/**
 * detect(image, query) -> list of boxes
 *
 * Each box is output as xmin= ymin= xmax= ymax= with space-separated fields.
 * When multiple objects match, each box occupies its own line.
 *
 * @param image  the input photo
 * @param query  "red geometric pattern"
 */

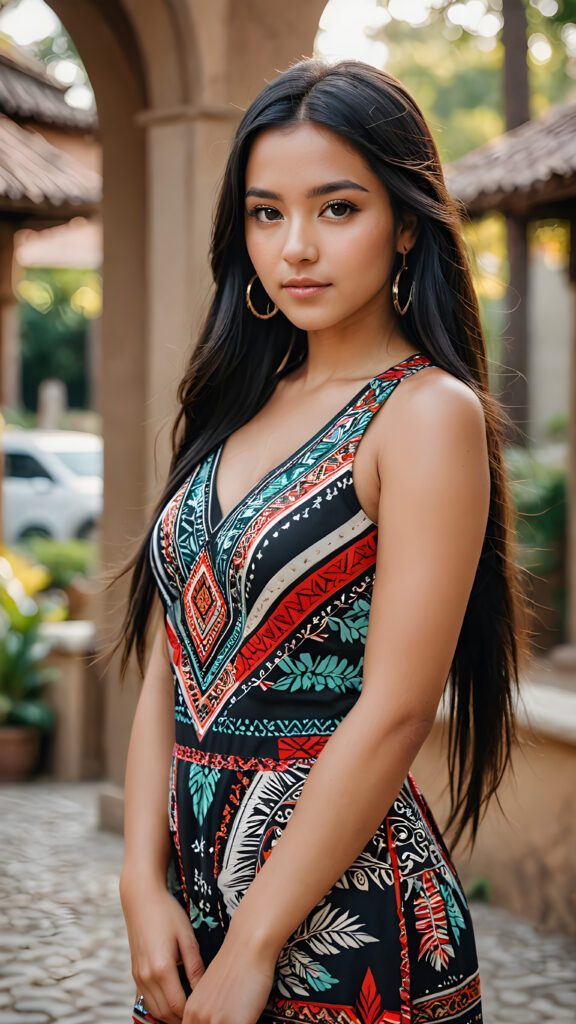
xmin=235 ymin=533 xmax=377 ymax=681
xmin=183 ymin=548 xmax=227 ymax=664
xmin=264 ymin=997 xmax=361 ymax=1024
xmin=231 ymin=442 xmax=359 ymax=576
xmin=143 ymin=352 xmax=485 ymax=1024
xmin=277 ymin=735 xmax=329 ymax=760
xmin=159 ymin=477 xmax=189 ymax=591
xmin=173 ymin=741 xmax=319 ymax=773
xmin=387 ymin=819 xmax=411 ymax=1024
xmin=165 ymin=616 xmax=237 ymax=737
xmin=229 ymin=355 xmax=433 ymax=579
xmin=411 ymin=973 xmax=481 ymax=1023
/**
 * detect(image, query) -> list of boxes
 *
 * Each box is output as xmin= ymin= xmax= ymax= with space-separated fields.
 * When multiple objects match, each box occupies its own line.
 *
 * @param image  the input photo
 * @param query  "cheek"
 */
xmin=245 ymin=220 xmax=274 ymax=274
xmin=333 ymin=222 xmax=393 ymax=285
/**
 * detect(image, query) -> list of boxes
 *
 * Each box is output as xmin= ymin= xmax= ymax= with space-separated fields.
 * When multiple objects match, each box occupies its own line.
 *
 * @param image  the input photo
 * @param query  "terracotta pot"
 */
xmin=0 ymin=726 xmax=41 ymax=782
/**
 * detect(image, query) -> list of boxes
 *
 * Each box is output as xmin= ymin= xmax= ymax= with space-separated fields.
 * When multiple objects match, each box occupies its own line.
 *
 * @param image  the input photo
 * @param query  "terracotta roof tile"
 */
xmin=0 ymin=113 xmax=101 ymax=207
xmin=0 ymin=43 xmax=97 ymax=132
xmin=445 ymin=98 xmax=576 ymax=214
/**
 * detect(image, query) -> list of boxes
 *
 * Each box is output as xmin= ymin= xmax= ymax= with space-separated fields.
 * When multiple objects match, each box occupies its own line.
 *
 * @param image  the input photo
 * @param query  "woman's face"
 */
xmin=243 ymin=121 xmax=417 ymax=334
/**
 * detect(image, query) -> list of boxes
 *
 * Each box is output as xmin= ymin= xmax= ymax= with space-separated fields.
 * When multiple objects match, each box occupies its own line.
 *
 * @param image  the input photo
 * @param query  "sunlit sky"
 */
xmin=0 ymin=0 xmax=562 ymax=110
xmin=0 ymin=0 xmax=93 ymax=109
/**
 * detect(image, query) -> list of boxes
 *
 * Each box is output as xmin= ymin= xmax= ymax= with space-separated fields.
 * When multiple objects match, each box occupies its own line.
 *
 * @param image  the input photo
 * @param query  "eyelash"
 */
xmin=247 ymin=199 xmax=359 ymax=222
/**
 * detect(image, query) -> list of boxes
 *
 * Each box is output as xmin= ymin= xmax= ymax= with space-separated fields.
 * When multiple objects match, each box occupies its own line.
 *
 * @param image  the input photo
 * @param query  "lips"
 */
xmin=282 ymin=278 xmax=331 ymax=299
xmin=283 ymin=278 xmax=329 ymax=287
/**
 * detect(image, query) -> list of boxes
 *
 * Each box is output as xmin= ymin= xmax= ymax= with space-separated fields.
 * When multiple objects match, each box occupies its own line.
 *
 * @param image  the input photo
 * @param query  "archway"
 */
xmin=44 ymin=0 xmax=327 ymax=828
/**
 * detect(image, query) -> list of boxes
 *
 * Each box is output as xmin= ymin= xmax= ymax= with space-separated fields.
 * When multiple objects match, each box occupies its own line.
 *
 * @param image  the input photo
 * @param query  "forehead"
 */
xmin=245 ymin=122 xmax=373 ymax=184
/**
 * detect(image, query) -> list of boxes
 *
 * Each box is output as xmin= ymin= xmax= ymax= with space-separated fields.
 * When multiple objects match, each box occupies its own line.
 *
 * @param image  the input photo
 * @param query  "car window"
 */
xmin=54 ymin=450 xmax=103 ymax=477
xmin=4 ymin=453 xmax=53 ymax=481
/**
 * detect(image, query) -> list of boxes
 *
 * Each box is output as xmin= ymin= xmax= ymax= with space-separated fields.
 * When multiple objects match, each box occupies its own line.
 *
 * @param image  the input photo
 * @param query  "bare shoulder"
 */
xmin=375 ymin=364 xmax=488 ymax=461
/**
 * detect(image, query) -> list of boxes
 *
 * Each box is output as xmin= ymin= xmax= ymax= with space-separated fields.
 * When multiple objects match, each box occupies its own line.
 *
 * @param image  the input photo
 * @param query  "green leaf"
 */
xmin=440 ymin=882 xmax=466 ymax=945
xmin=188 ymin=764 xmax=221 ymax=825
xmin=0 ymin=694 xmax=12 ymax=723
xmin=9 ymin=700 xmax=55 ymax=731
xmin=274 ymin=653 xmax=363 ymax=693
xmin=189 ymin=900 xmax=218 ymax=930
xmin=327 ymin=599 xmax=371 ymax=643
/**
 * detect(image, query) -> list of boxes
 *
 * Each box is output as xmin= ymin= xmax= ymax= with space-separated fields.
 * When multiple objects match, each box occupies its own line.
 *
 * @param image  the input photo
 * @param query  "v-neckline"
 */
xmin=208 ymin=350 xmax=426 ymax=534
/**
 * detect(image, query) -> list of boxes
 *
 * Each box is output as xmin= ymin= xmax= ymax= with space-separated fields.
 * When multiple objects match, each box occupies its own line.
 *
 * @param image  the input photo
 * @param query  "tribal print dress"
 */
xmin=132 ymin=351 xmax=483 ymax=1024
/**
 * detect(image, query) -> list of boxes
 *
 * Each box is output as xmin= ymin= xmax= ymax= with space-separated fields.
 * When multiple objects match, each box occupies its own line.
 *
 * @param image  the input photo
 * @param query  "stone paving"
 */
xmin=0 ymin=781 xmax=575 ymax=1024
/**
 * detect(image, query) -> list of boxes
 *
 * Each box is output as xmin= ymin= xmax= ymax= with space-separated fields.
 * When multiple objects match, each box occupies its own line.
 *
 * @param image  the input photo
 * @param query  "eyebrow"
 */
xmin=244 ymin=179 xmax=369 ymax=200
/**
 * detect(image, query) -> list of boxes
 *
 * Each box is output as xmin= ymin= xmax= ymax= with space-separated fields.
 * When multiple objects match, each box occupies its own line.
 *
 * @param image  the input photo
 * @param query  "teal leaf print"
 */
xmin=189 ymin=898 xmax=218 ymax=930
xmin=276 ymin=900 xmax=375 ymax=998
xmin=274 ymin=653 xmax=363 ymax=693
xmin=188 ymin=764 xmax=221 ymax=825
xmin=277 ymin=948 xmax=338 ymax=997
xmin=440 ymin=881 xmax=465 ymax=945
xmin=293 ymin=950 xmax=339 ymax=992
xmin=327 ymin=598 xmax=371 ymax=643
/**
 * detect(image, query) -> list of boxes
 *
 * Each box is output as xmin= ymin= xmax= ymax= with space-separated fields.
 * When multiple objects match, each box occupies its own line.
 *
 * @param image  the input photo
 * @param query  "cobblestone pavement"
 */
xmin=0 ymin=781 xmax=575 ymax=1024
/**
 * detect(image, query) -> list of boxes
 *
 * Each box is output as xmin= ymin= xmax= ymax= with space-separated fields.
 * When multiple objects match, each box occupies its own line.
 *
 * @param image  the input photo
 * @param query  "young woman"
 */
xmin=118 ymin=58 xmax=528 ymax=1024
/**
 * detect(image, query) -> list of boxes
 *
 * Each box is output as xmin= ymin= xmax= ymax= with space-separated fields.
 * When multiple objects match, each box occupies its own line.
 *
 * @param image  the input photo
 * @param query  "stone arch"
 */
xmin=43 ymin=0 xmax=326 ymax=824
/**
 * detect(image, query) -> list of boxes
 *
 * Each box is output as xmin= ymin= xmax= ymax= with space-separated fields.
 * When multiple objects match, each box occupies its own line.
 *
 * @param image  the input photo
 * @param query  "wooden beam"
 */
xmin=460 ymin=180 xmax=576 ymax=221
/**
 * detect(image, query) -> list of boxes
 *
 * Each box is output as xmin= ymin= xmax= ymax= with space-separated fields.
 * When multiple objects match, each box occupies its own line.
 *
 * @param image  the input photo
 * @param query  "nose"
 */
xmin=281 ymin=215 xmax=318 ymax=264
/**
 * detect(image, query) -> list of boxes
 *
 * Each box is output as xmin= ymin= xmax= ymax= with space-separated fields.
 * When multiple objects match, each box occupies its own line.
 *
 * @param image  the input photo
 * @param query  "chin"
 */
xmin=279 ymin=310 xmax=344 ymax=332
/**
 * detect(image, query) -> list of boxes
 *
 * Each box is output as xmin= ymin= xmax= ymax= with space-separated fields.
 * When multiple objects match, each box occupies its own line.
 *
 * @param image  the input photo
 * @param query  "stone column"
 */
xmin=98 ymin=104 xmax=241 ymax=831
xmin=134 ymin=104 xmax=241 ymax=493
xmin=549 ymin=224 xmax=576 ymax=677
xmin=0 ymin=223 xmax=20 ymax=411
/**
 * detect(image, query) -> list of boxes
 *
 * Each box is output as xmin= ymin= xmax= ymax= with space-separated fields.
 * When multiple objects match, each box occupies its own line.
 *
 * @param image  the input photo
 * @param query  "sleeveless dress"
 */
xmin=132 ymin=351 xmax=483 ymax=1024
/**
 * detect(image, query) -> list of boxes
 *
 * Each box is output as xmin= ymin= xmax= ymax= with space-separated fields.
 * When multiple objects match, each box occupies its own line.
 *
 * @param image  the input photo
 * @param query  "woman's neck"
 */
xmin=297 ymin=311 xmax=411 ymax=388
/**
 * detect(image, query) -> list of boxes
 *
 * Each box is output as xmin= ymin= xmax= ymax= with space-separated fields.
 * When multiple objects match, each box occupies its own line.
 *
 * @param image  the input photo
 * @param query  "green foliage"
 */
xmin=374 ymin=0 xmax=576 ymax=162
xmin=17 ymin=268 xmax=102 ymax=412
xmin=2 ymin=407 xmax=37 ymax=429
xmin=0 ymin=585 xmax=57 ymax=732
xmin=379 ymin=22 xmax=505 ymax=161
xmin=465 ymin=876 xmax=491 ymax=902
xmin=21 ymin=538 xmax=98 ymax=589
xmin=505 ymin=445 xmax=567 ymax=574
xmin=544 ymin=410 xmax=569 ymax=440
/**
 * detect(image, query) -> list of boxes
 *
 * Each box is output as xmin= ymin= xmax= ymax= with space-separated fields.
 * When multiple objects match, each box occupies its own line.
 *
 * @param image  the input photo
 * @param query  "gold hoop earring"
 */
xmin=392 ymin=250 xmax=414 ymax=316
xmin=246 ymin=274 xmax=278 ymax=319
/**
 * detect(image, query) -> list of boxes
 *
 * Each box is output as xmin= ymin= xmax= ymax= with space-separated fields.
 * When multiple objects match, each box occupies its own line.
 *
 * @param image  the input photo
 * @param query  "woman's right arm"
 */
xmin=119 ymin=624 xmax=205 ymax=1023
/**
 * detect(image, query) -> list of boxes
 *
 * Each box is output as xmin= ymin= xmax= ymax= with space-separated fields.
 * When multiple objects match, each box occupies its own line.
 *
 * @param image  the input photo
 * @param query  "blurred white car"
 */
xmin=1 ymin=429 xmax=103 ymax=543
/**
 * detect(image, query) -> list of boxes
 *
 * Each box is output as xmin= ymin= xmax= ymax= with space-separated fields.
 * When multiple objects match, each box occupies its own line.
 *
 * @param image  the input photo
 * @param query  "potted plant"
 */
xmin=22 ymin=536 xmax=99 ymax=620
xmin=0 ymin=554 xmax=59 ymax=782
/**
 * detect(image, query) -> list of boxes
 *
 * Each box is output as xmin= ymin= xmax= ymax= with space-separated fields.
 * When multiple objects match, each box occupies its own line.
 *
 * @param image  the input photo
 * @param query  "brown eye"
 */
xmin=248 ymin=206 xmax=283 ymax=222
xmin=322 ymin=201 xmax=356 ymax=219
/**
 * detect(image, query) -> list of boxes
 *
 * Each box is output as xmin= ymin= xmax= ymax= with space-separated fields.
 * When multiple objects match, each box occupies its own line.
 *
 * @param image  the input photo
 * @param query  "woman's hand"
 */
xmin=121 ymin=878 xmax=205 ymax=1024
xmin=182 ymin=930 xmax=277 ymax=1024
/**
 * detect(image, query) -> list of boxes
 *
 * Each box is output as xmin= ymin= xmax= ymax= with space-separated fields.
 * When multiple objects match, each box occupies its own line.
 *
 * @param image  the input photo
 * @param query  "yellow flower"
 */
xmin=0 ymin=547 xmax=50 ymax=596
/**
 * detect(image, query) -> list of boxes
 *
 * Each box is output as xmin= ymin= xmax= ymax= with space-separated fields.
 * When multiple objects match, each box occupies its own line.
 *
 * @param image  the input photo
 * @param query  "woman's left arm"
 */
xmin=183 ymin=373 xmax=491 ymax=1024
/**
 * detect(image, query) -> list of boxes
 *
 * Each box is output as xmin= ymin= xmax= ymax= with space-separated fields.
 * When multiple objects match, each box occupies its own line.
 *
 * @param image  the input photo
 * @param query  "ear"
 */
xmin=396 ymin=211 xmax=419 ymax=255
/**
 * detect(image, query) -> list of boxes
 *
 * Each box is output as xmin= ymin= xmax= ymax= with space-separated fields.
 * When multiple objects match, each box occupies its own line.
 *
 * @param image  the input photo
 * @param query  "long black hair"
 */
xmin=113 ymin=58 xmax=531 ymax=847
